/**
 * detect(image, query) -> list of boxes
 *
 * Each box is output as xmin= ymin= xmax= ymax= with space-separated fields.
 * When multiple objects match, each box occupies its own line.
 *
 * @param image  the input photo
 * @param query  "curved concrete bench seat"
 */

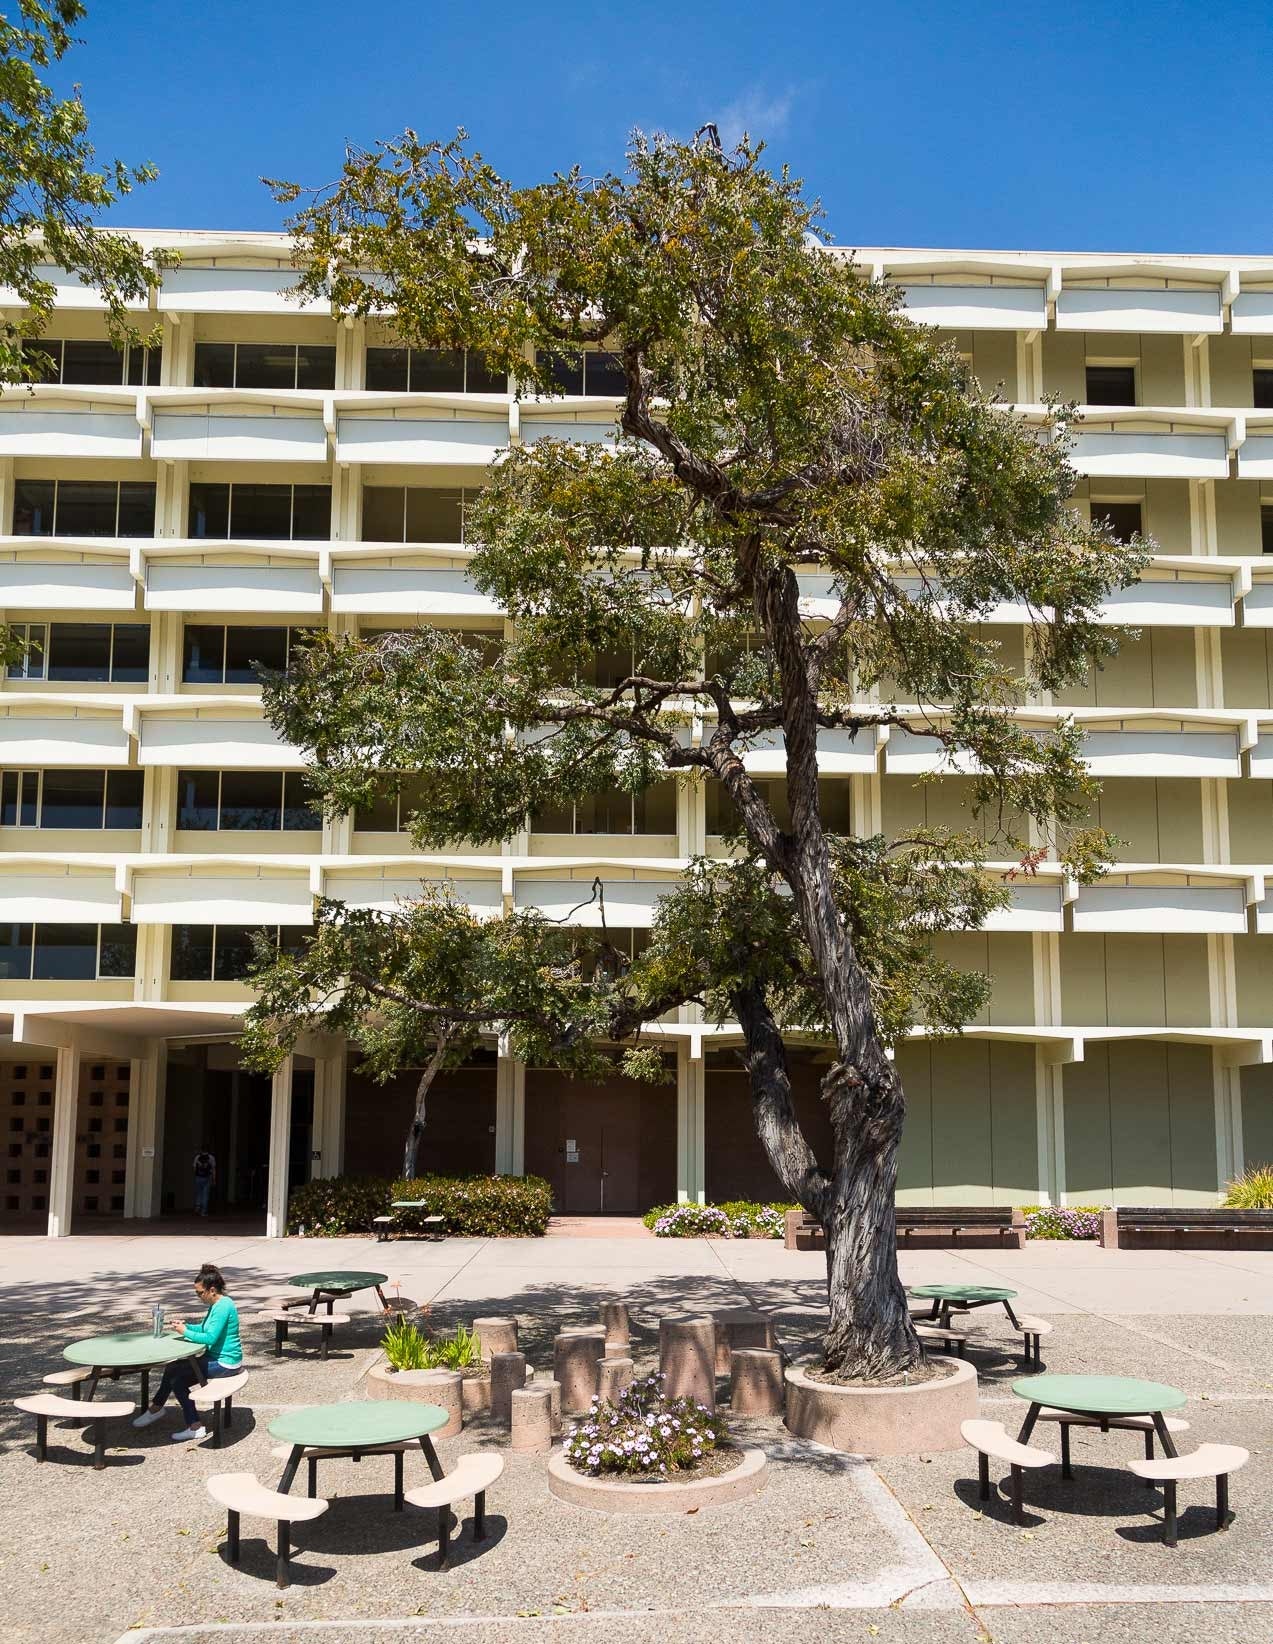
xmin=15 ymin=1392 xmax=134 ymax=1469
xmin=405 ymin=1453 xmax=504 ymax=1565
xmin=960 ymin=1418 xmax=1055 ymax=1524
xmin=1127 ymin=1442 xmax=1249 ymax=1546
xmin=191 ymin=1369 xmax=249 ymax=1446
xmin=206 ymin=1472 xmax=329 ymax=1589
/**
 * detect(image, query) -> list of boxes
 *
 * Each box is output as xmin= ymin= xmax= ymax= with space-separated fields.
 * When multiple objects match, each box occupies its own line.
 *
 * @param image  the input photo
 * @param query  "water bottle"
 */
xmin=152 ymin=1303 xmax=162 ymax=1338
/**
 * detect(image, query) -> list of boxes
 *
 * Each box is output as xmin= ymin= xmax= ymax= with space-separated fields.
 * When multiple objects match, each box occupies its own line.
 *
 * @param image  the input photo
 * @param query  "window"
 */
xmin=7 ymin=622 xmax=148 ymax=683
xmin=538 ymin=349 xmax=626 ymax=397
xmin=1092 ymin=501 xmax=1143 ymax=544
xmin=1085 ymin=364 xmax=1137 ymax=406
xmin=0 ymin=923 xmax=136 ymax=982
xmin=170 ymin=923 xmax=306 ymax=983
xmin=576 ymin=926 xmax=650 ymax=981
xmin=189 ymin=482 xmax=331 ymax=540
xmin=0 ymin=769 xmax=143 ymax=829
xmin=361 ymin=486 xmax=478 ymax=543
xmin=1255 ymin=369 xmax=1273 ymax=409
xmin=181 ymin=624 xmax=311 ymax=684
xmin=364 ymin=346 xmax=505 ymax=394
xmin=1262 ymin=505 xmax=1273 ymax=555
xmin=354 ymin=775 xmax=432 ymax=833
xmin=13 ymin=479 xmax=156 ymax=538
xmin=532 ymin=782 xmax=678 ymax=834
xmin=20 ymin=338 xmax=161 ymax=386
xmin=176 ymin=770 xmax=319 ymax=832
xmin=706 ymin=779 xmax=852 ymax=835
xmin=192 ymin=341 xmax=336 ymax=390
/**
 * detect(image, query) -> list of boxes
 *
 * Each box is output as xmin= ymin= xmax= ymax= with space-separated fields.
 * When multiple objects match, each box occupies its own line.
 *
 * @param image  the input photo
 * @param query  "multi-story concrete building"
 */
xmin=1 ymin=234 xmax=1272 ymax=1237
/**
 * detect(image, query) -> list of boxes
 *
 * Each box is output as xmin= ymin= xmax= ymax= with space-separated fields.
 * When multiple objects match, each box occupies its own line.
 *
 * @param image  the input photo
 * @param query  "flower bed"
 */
xmin=286 ymin=1170 xmax=554 ymax=1236
xmin=564 ymin=1373 xmax=726 ymax=1478
xmin=1020 ymin=1204 xmax=1106 ymax=1240
xmin=644 ymin=1199 xmax=795 ymax=1238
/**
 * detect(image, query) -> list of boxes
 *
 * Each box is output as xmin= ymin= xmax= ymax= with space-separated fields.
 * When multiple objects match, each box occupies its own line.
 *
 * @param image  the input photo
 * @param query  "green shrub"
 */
xmin=286 ymin=1171 xmax=554 ymax=1237
xmin=1223 ymin=1164 xmax=1273 ymax=1210
xmin=382 ymin=1317 xmax=429 ymax=1370
xmin=643 ymin=1203 xmax=675 ymax=1230
xmin=381 ymin=1318 xmax=484 ymax=1372
xmin=643 ymin=1199 xmax=797 ymax=1238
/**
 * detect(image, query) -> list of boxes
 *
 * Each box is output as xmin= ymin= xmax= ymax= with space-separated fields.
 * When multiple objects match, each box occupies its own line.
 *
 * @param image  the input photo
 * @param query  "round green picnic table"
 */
xmin=64 ymin=1330 xmax=205 ymax=1407
xmin=909 ymin=1284 xmax=1020 ymax=1329
xmin=270 ymin=1399 xmax=448 ymax=1503
xmin=286 ymin=1270 xmax=390 ymax=1314
xmin=1013 ymin=1373 xmax=1188 ymax=1463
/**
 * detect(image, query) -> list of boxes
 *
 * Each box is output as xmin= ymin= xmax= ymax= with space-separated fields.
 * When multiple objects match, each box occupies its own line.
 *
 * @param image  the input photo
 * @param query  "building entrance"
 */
xmin=525 ymin=1067 xmax=675 ymax=1215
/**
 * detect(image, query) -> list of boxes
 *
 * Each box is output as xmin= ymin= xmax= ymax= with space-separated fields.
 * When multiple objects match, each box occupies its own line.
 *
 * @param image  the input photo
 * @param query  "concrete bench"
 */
xmin=191 ymin=1370 xmax=249 ymax=1446
xmin=1100 ymin=1207 xmax=1273 ymax=1251
xmin=269 ymin=1438 xmax=417 ymax=1509
xmin=271 ymin=1310 xmax=349 ymax=1359
xmin=961 ymin=1418 xmax=1055 ymax=1524
xmin=1033 ymin=1406 xmax=1189 ymax=1480
xmin=15 ymin=1392 xmax=134 ymax=1470
xmin=405 ymin=1452 xmax=504 ymax=1565
xmin=914 ymin=1322 xmax=968 ymax=1356
xmin=897 ymin=1208 xmax=1024 ymax=1249
xmin=206 ymin=1472 xmax=329 ymax=1589
xmin=1127 ymin=1442 xmax=1249 ymax=1546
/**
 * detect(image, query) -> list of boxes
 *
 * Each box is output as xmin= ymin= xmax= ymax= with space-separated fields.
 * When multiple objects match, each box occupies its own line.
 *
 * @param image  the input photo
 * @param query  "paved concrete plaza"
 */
xmin=0 ymin=1229 xmax=1270 ymax=1644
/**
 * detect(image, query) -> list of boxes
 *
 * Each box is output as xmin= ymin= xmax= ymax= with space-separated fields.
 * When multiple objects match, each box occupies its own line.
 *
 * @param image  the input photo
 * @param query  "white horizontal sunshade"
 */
xmin=131 ymin=871 xmax=313 ymax=925
xmin=326 ymin=874 xmax=502 ymax=917
xmin=151 ymin=411 xmax=328 ymax=463
xmin=1072 ymin=431 xmax=1229 ymax=479
xmin=893 ymin=574 xmax=1031 ymax=625
xmin=522 ymin=418 xmax=619 ymax=445
xmin=1239 ymin=583 xmax=1273 ymax=628
xmin=1246 ymin=733 xmax=1273 ymax=780
xmin=1073 ymin=884 xmax=1247 ymax=934
xmin=330 ymin=566 xmax=499 ymax=616
xmin=1082 ymin=729 xmax=1240 ymax=778
xmin=743 ymin=726 xmax=875 ymax=775
xmin=515 ymin=878 xmax=673 ymax=927
xmin=1235 ymin=436 xmax=1273 ymax=480
xmin=0 ymin=263 xmax=147 ymax=311
xmin=0 ymin=411 xmax=142 ymax=460
xmin=898 ymin=284 xmax=1047 ymax=331
xmin=0 ymin=715 xmax=129 ymax=767
xmin=884 ymin=728 xmax=982 ymax=776
xmin=1057 ymin=288 xmax=1222 ymax=334
xmin=1229 ymin=292 xmax=1273 ymax=336
xmin=1096 ymin=579 xmax=1233 ymax=627
xmin=0 ymin=871 xmax=120 ymax=923
xmin=0 ymin=561 xmax=136 ymax=611
xmin=981 ymin=883 xmax=1063 ymax=932
xmin=158 ymin=266 xmax=328 ymax=315
xmin=138 ymin=717 xmax=301 ymax=769
xmin=146 ymin=564 xmax=323 ymax=615
xmin=334 ymin=416 xmax=504 ymax=465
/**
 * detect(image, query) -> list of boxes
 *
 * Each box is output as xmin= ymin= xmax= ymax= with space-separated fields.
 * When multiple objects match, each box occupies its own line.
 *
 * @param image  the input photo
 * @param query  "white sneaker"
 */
xmin=171 ymin=1424 xmax=207 ymax=1444
xmin=132 ymin=1408 xmax=164 ymax=1428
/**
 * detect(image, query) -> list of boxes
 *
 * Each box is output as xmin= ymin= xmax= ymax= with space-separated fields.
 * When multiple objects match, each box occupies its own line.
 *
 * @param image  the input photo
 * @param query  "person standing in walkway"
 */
xmin=133 ymin=1262 xmax=242 ymax=1443
xmin=192 ymin=1147 xmax=216 ymax=1216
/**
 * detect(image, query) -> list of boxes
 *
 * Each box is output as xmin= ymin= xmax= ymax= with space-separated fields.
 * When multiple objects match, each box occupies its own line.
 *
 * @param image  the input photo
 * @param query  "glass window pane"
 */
xmin=32 ymin=923 xmax=98 ymax=980
xmin=60 ymin=339 xmax=125 ymax=385
xmin=97 ymin=923 xmax=137 ymax=979
xmin=464 ymin=350 xmax=506 ymax=393
xmin=116 ymin=483 xmax=156 ymax=538
xmin=362 ymin=486 xmax=406 ymax=542
xmin=354 ymin=781 xmax=402 ymax=832
xmin=104 ymin=771 xmax=144 ymax=829
xmin=224 ymin=626 xmax=287 ymax=682
xmin=584 ymin=350 xmax=626 ymax=396
xmin=19 ymin=771 xmax=37 ymax=826
xmin=213 ymin=925 xmax=259 ymax=982
xmin=229 ymin=484 xmax=292 ymax=539
xmin=531 ymin=797 xmax=573 ymax=832
xmin=218 ymin=770 xmax=282 ymax=830
xmin=1255 ymin=369 xmax=1273 ymax=410
xmin=234 ymin=343 xmax=298 ymax=390
xmin=295 ymin=344 xmax=336 ymax=389
xmin=0 ymin=923 xmax=32 ymax=979
xmin=634 ymin=780 xmax=676 ymax=834
xmin=21 ymin=339 xmax=61 ymax=382
xmin=170 ymin=924 xmax=213 ymax=981
xmin=110 ymin=625 xmax=149 ymax=683
xmin=40 ymin=770 xmax=104 ymax=829
xmin=404 ymin=487 xmax=463 ymax=543
xmin=182 ymin=625 xmax=226 ymax=684
xmin=12 ymin=480 xmax=54 ymax=536
xmin=546 ymin=350 xmax=584 ymax=395
xmin=0 ymin=772 xmax=17 ymax=827
xmin=188 ymin=482 xmax=230 ymax=539
xmin=192 ymin=343 xmax=235 ymax=388
xmin=365 ymin=347 xmax=410 ymax=391
xmin=176 ymin=771 xmax=220 ymax=830
xmin=410 ymin=348 xmax=465 ymax=392
xmin=819 ymin=778 xmax=851 ymax=835
xmin=53 ymin=481 xmax=118 ymax=537
xmin=282 ymin=771 xmax=321 ymax=830
xmin=290 ymin=485 xmax=331 ymax=540
xmin=47 ymin=624 xmax=111 ymax=681
xmin=1093 ymin=502 xmax=1142 ymax=544
xmin=1085 ymin=364 xmax=1136 ymax=406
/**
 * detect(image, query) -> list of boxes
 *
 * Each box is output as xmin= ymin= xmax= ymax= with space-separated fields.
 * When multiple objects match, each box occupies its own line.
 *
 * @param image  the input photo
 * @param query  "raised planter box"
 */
xmin=546 ymin=1447 xmax=767 ymax=1513
xmin=784 ymin=1357 xmax=977 ymax=1456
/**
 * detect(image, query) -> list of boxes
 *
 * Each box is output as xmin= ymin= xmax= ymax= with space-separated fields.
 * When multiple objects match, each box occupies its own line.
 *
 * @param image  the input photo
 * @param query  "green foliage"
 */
xmin=285 ymin=1171 xmax=554 ymax=1236
xmin=286 ymin=1174 xmax=389 ymax=1235
xmin=1021 ymin=1204 xmax=1105 ymax=1240
xmin=563 ymin=1372 xmax=727 ymax=1476
xmin=382 ymin=1319 xmax=483 ymax=1371
xmin=642 ymin=1199 xmax=794 ymax=1238
xmin=382 ymin=1316 xmax=429 ymax=1370
xmin=1223 ymin=1165 xmax=1273 ymax=1210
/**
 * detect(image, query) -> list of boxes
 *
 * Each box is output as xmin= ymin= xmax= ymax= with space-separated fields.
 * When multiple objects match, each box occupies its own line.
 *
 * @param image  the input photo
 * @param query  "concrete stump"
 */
xmin=712 ymin=1308 xmax=778 ymax=1374
xmin=510 ymin=1385 xmax=554 ymax=1453
xmin=598 ymin=1355 xmax=635 ymax=1403
xmin=474 ymin=1316 xmax=518 ymax=1362
xmin=490 ymin=1351 xmax=527 ymax=1425
xmin=553 ymin=1328 xmax=606 ymax=1413
xmin=659 ymin=1316 xmax=717 ymax=1410
xmin=599 ymin=1300 xmax=631 ymax=1354
xmin=543 ymin=1377 xmax=563 ymax=1436
xmin=730 ymin=1348 xmax=784 ymax=1416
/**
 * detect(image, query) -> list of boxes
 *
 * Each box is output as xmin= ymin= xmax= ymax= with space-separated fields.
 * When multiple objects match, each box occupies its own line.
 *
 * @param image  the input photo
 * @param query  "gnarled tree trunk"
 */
xmin=401 ymin=1033 xmax=451 ymax=1179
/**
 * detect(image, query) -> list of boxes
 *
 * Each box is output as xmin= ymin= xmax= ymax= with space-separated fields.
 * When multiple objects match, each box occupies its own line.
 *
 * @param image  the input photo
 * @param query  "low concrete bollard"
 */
xmin=473 ymin=1316 xmax=518 ymax=1362
xmin=598 ymin=1356 xmax=635 ymax=1403
xmin=730 ymin=1348 xmax=784 ymax=1416
xmin=553 ymin=1328 xmax=607 ymax=1413
xmin=543 ymin=1376 xmax=563 ymax=1436
xmin=659 ymin=1316 xmax=717 ymax=1410
xmin=599 ymin=1300 xmax=631 ymax=1355
xmin=490 ymin=1351 xmax=527 ymax=1425
xmin=510 ymin=1385 xmax=554 ymax=1453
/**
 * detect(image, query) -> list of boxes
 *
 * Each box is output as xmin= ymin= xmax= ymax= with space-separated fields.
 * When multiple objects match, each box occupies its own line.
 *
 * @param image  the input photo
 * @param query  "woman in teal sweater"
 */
xmin=134 ymin=1263 xmax=242 ymax=1443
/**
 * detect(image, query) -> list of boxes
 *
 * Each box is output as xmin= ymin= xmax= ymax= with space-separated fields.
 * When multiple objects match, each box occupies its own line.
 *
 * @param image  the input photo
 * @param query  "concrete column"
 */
xmin=124 ymin=1043 xmax=166 ymax=1219
xmin=495 ymin=1045 xmax=525 ymax=1175
xmin=265 ymin=1055 xmax=295 ymax=1238
xmin=677 ymin=774 xmax=706 ymax=857
xmin=311 ymin=1040 xmax=347 ymax=1179
xmin=46 ymin=1045 xmax=81 ymax=1238
xmin=675 ymin=1040 xmax=705 ymax=1204
xmin=1212 ymin=1054 xmax=1244 ymax=1194
xmin=1035 ymin=1052 xmax=1066 ymax=1209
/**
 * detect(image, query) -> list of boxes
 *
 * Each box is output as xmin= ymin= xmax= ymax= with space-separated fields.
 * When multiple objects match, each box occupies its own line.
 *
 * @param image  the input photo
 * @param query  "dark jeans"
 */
xmin=154 ymin=1355 xmax=236 ymax=1425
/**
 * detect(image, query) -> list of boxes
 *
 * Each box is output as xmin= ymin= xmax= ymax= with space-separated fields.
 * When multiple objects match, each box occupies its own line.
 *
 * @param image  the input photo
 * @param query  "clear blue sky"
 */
xmin=56 ymin=0 xmax=1273 ymax=253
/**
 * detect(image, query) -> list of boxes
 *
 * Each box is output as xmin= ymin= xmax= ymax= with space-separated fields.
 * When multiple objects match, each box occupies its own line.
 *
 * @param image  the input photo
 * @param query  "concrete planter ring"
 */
xmin=366 ymin=1364 xmax=464 ymax=1435
xmin=547 ymin=1447 xmax=768 ymax=1513
xmin=784 ymin=1356 xmax=978 ymax=1456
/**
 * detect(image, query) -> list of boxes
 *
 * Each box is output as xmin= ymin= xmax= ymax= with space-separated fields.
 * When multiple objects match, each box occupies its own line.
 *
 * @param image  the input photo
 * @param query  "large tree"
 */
xmin=248 ymin=133 xmax=1144 ymax=1381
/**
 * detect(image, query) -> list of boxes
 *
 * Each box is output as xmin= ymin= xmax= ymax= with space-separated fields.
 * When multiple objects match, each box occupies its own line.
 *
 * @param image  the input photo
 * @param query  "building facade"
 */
xmin=1 ymin=234 xmax=1272 ymax=1237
